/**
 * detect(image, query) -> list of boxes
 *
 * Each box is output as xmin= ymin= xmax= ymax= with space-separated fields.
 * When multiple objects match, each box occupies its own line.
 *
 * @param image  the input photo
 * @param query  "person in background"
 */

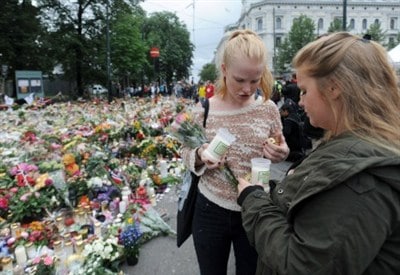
xmin=205 ymin=80 xmax=215 ymax=99
xmin=237 ymin=32 xmax=400 ymax=275
xmin=279 ymin=101 xmax=305 ymax=162
xmin=197 ymin=81 xmax=206 ymax=105
xmin=282 ymin=73 xmax=300 ymax=104
xmin=180 ymin=29 xmax=289 ymax=275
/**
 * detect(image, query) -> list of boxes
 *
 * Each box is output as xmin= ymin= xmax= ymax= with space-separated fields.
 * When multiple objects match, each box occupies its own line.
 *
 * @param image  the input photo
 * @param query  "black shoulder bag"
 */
xmin=176 ymin=99 xmax=209 ymax=247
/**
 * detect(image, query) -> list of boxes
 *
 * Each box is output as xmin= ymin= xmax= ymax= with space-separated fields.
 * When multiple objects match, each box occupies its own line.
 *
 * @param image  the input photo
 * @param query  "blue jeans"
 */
xmin=192 ymin=191 xmax=257 ymax=275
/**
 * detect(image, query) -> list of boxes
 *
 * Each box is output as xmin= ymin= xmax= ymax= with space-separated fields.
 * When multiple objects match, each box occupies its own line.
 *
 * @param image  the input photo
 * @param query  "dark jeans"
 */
xmin=192 ymin=191 xmax=258 ymax=275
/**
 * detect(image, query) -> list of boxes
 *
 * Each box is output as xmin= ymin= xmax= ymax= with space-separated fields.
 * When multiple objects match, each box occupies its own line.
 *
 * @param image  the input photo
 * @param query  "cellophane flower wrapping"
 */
xmin=167 ymin=112 xmax=208 ymax=149
xmin=167 ymin=110 xmax=238 ymax=187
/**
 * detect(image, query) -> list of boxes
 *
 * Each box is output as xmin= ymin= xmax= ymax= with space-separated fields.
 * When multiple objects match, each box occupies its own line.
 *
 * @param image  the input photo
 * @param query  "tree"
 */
xmin=328 ymin=18 xmax=344 ymax=33
xmin=199 ymin=63 xmax=217 ymax=83
xmin=0 ymin=0 xmax=51 ymax=86
xmin=364 ymin=21 xmax=386 ymax=45
xmin=37 ymin=0 xmax=143 ymax=98
xmin=275 ymin=15 xmax=316 ymax=74
xmin=111 ymin=6 xmax=148 ymax=88
xmin=144 ymin=12 xmax=194 ymax=85
xmin=387 ymin=32 xmax=400 ymax=50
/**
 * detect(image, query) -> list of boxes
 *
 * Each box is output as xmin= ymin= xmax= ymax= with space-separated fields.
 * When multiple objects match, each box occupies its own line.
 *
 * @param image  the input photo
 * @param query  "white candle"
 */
xmin=159 ymin=160 xmax=168 ymax=178
xmin=119 ymin=200 xmax=127 ymax=214
xmin=204 ymin=128 xmax=236 ymax=162
xmin=94 ymin=222 xmax=102 ymax=237
xmin=14 ymin=245 xmax=27 ymax=266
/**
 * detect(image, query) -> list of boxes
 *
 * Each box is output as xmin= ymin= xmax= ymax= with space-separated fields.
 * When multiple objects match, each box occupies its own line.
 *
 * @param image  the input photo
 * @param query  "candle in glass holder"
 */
xmin=25 ymin=242 xmax=37 ymax=259
xmin=11 ymin=223 xmax=20 ymax=238
xmin=94 ymin=221 xmax=102 ymax=237
xmin=64 ymin=240 xmax=73 ymax=258
xmin=53 ymin=240 xmax=63 ymax=257
xmin=56 ymin=215 xmax=65 ymax=232
xmin=74 ymin=240 xmax=84 ymax=255
xmin=1 ymin=257 xmax=13 ymax=272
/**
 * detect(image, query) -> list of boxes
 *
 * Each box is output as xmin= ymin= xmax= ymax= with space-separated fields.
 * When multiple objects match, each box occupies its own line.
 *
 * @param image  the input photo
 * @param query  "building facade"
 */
xmin=225 ymin=0 xmax=400 ymax=73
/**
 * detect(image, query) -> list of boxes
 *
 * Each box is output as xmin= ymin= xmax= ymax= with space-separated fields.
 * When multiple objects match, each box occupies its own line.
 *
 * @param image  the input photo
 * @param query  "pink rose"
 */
xmin=43 ymin=255 xmax=53 ymax=265
xmin=0 ymin=197 xmax=8 ymax=209
xmin=45 ymin=178 xmax=53 ymax=186
xmin=32 ymin=256 xmax=41 ymax=264
xmin=6 ymin=237 xmax=15 ymax=246
xmin=20 ymin=192 xmax=31 ymax=201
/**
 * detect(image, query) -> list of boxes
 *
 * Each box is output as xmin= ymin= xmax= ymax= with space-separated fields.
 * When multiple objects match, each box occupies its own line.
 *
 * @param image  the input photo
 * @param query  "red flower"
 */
xmin=0 ymin=197 xmax=8 ymax=209
xmin=45 ymin=179 xmax=53 ymax=186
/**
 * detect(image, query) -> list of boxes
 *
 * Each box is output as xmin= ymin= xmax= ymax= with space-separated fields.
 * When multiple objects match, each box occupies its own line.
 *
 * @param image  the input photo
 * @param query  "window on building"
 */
xmin=390 ymin=18 xmax=398 ymax=30
xmin=350 ymin=19 xmax=355 ymax=30
xmin=257 ymin=17 xmax=263 ymax=31
xmin=275 ymin=36 xmax=282 ymax=46
xmin=276 ymin=17 xmax=282 ymax=29
xmin=374 ymin=19 xmax=379 ymax=25
xmin=389 ymin=37 xmax=394 ymax=45
xmin=318 ymin=18 xmax=324 ymax=30
xmin=362 ymin=19 xmax=367 ymax=30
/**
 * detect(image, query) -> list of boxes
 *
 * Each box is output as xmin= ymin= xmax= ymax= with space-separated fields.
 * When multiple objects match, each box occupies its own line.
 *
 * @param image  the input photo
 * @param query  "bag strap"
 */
xmin=203 ymin=98 xmax=209 ymax=128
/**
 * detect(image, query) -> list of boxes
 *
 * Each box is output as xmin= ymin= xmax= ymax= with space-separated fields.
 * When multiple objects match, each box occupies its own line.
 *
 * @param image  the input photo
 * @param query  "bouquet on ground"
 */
xmin=167 ymin=111 xmax=238 ymax=187
xmin=120 ymin=222 xmax=142 ymax=260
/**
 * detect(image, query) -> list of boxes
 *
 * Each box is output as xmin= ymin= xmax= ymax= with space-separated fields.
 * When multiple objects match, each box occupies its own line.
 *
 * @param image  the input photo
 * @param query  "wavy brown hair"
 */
xmin=293 ymin=32 xmax=400 ymax=152
xmin=215 ymin=29 xmax=273 ymax=101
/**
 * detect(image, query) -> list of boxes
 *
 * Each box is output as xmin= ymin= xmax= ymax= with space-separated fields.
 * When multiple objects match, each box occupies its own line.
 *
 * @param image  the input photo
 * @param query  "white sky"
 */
xmin=140 ymin=0 xmax=242 ymax=82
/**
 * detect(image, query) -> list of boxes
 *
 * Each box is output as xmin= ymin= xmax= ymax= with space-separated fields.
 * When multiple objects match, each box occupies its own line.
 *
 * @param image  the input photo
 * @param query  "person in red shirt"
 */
xmin=205 ymin=80 xmax=214 ymax=98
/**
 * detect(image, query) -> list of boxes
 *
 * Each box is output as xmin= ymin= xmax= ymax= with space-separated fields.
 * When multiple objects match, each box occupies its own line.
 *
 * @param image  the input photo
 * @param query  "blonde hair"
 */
xmin=293 ymin=32 xmax=400 ymax=152
xmin=215 ymin=29 xmax=273 ymax=101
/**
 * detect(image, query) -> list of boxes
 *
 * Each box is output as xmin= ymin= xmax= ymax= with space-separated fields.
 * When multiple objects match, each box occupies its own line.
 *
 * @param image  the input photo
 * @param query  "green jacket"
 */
xmin=239 ymin=133 xmax=400 ymax=275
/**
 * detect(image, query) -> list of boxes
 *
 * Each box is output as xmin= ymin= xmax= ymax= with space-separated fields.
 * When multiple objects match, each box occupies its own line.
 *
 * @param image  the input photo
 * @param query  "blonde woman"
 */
xmin=238 ymin=32 xmax=400 ymax=274
xmin=181 ymin=29 xmax=289 ymax=275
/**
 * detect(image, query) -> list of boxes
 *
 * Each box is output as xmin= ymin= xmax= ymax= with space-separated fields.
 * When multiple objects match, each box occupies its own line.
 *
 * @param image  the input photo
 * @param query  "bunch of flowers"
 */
xmin=79 ymin=236 xmax=123 ymax=274
xmin=167 ymin=112 xmax=208 ymax=148
xmin=7 ymin=221 xmax=54 ymax=251
xmin=168 ymin=111 xmax=238 ymax=186
xmin=6 ymin=165 xmax=63 ymax=222
xmin=32 ymin=255 xmax=55 ymax=275
xmin=120 ymin=222 xmax=142 ymax=258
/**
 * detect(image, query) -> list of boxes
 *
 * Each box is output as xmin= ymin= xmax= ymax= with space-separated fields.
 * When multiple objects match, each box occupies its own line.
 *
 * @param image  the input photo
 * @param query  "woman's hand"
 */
xmin=263 ymin=133 xmax=290 ymax=163
xmin=197 ymin=144 xmax=226 ymax=170
xmin=237 ymin=177 xmax=256 ymax=195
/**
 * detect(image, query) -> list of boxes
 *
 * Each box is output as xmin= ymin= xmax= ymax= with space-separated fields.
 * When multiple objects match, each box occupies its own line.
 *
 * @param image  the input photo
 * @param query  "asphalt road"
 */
xmin=121 ymin=161 xmax=293 ymax=275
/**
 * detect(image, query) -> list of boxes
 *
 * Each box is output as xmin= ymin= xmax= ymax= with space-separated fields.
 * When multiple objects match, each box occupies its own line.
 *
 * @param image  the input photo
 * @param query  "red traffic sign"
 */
xmin=150 ymin=47 xmax=160 ymax=58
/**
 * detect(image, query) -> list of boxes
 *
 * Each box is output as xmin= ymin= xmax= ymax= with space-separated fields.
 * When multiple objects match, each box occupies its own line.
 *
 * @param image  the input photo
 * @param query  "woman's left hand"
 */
xmin=263 ymin=133 xmax=290 ymax=163
xmin=237 ymin=177 xmax=253 ymax=196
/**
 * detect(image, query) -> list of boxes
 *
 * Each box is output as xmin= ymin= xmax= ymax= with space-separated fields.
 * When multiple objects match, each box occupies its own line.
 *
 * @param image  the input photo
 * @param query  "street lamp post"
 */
xmin=106 ymin=0 xmax=112 ymax=103
xmin=343 ymin=0 xmax=347 ymax=31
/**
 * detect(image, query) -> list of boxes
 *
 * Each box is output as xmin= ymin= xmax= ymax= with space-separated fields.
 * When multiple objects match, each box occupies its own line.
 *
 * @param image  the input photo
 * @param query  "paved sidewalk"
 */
xmin=122 ymin=161 xmax=293 ymax=275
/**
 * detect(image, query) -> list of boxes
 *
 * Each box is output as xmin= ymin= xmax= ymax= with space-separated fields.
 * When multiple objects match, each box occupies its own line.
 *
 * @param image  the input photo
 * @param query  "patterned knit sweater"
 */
xmin=181 ymin=99 xmax=282 ymax=211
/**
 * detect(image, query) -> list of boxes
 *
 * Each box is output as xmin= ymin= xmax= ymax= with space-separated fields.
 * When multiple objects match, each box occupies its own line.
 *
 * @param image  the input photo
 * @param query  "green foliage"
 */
xmin=0 ymin=1 xmax=52 ymax=80
xmin=387 ymin=32 xmax=400 ymax=50
xmin=199 ymin=63 xmax=217 ymax=82
xmin=144 ymin=11 xmax=194 ymax=84
xmin=328 ymin=18 xmax=344 ymax=33
xmin=275 ymin=15 xmax=316 ymax=74
xmin=0 ymin=0 xmax=193 ymax=98
xmin=365 ymin=21 xmax=386 ymax=45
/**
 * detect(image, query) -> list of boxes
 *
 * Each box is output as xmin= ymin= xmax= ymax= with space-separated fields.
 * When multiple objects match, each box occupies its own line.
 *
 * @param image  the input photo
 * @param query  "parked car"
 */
xmin=89 ymin=84 xmax=108 ymax=95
